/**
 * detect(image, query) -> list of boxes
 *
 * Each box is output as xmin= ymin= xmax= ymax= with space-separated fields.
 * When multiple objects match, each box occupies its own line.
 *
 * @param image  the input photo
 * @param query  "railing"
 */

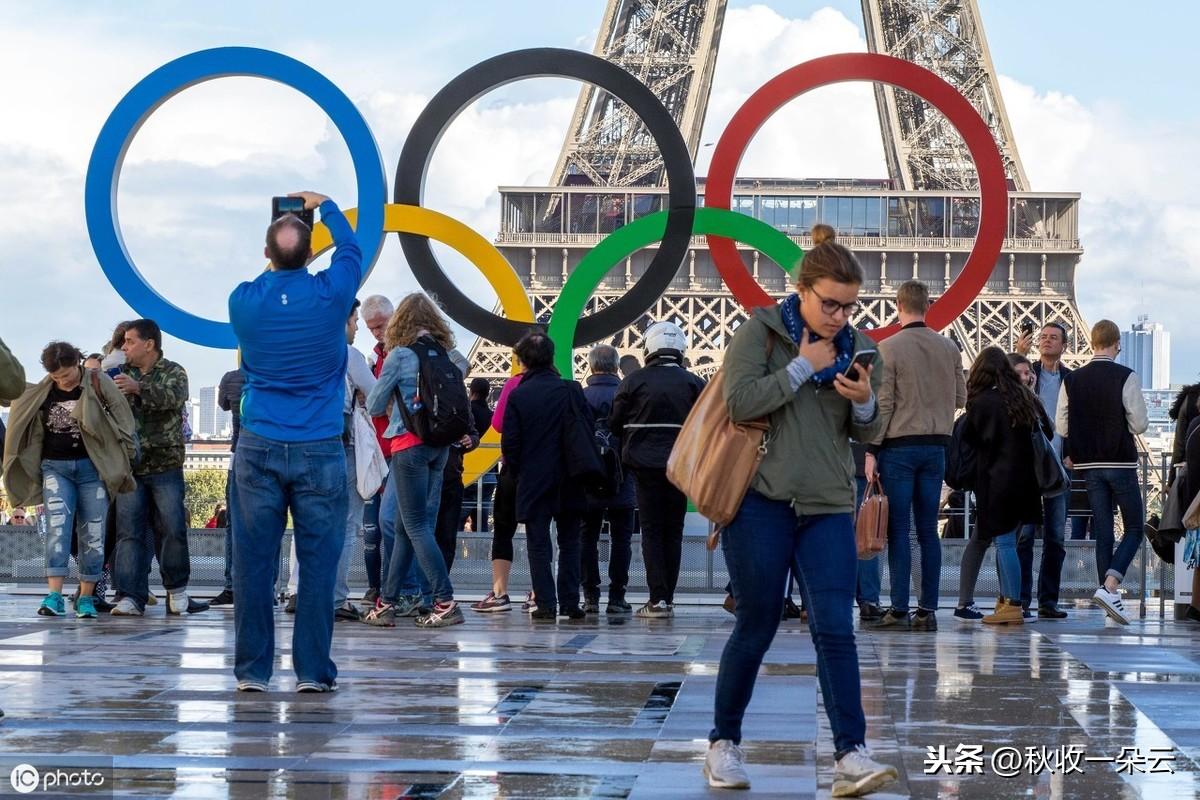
xmin=0 ymin=453 xmax=1179 ymax=612
xmin=499 ymin=231 xmax=1082 ymax=252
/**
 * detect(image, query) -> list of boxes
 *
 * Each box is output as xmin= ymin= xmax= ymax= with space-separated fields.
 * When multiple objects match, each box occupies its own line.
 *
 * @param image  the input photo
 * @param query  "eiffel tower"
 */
xmin=468 ymin=0 xmax=1089 ymax=382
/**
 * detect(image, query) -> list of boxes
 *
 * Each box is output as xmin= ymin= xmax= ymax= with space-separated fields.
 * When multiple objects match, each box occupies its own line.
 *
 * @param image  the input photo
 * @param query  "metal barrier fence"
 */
xmin=0 ymin=453 xmax=1179 ymax=613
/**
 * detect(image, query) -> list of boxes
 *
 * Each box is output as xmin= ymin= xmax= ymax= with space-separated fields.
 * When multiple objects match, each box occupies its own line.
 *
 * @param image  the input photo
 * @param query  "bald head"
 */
xmin=266 ymin=215 xmax=312 ymax=270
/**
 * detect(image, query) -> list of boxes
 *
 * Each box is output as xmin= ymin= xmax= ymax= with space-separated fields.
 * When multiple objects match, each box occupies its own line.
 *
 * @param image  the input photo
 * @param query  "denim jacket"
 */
xmin=365 ymin=344 xmax=468 ymax=440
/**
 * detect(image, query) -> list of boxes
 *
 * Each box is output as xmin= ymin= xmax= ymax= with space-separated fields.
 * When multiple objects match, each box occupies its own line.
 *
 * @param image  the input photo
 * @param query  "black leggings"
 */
xmin=490 ymin=465 xmax=518 ymax=561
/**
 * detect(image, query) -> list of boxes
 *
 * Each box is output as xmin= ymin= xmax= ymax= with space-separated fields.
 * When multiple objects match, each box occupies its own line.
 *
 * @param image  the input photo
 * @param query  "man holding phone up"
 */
xmin=866 ymin=281 xmax=966 ymax=631
xmin=227 ymin=191 xmax=361 ymax=693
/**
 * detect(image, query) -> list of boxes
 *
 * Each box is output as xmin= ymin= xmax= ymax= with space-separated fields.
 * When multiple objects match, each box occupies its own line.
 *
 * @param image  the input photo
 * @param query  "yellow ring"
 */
xmin=307 ymin=203 xmax=531 ymax=486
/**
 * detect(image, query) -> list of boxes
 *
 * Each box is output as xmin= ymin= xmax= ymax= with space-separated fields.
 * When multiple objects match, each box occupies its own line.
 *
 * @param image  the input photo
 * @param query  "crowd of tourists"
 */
xmin=3 ymin=200 xmax=1198 ymax=798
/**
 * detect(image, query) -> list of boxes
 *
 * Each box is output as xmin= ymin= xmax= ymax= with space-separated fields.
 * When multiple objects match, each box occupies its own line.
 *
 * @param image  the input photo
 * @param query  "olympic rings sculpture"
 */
xmin=85 ymin=46 xmax=1006 ymax=481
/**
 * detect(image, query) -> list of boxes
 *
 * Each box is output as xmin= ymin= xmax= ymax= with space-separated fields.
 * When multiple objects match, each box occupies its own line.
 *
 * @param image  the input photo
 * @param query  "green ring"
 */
xmin=549 ymin=207 xmax=805 ymax=374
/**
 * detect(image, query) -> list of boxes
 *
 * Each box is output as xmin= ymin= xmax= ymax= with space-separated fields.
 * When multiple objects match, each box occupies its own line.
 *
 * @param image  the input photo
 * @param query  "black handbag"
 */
xmin=561 ymin=382 xmax=607 ymax=493
xmin=1031 ymin=425 xmax=1069 ymax=498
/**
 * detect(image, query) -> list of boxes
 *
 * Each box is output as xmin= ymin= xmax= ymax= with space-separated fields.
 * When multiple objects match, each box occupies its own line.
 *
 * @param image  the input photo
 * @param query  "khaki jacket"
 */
xmin=870 ymin=323 xmax=965 ymax=447
xmin=3 ymin=370 xmax=137 ymax=506
xmin=722 ymin=306 xmax=884 ymax=515
xmin=0 ymin=337 xmax=25 ymax=401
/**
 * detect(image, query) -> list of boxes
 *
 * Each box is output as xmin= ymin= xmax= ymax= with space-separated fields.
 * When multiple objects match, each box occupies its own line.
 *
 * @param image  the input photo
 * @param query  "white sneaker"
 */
xmin=110 ymin=597 xmax=143 ymax=616
xmin=1092 ymin=587 xmax=1130 ymax=625
xmin=833 ymin=745 xmax=898 ymax=797
xmin=703 ymin=739 xmax=750 ymax=790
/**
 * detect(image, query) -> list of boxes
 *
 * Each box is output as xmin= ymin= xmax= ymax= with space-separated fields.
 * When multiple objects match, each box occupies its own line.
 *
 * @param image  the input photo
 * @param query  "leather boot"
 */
xmin=982 ymin=597 xmax=1024 ymax=625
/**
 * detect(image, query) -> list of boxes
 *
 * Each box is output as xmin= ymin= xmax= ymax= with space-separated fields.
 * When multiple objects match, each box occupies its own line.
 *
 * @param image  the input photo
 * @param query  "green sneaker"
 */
xmin=38 ymin=592 xmax=66 ymax=617
xmin=394 ymin=595 xmax=424 ymax=618
xmin=76 ymin=595 xmax=98 ymax=619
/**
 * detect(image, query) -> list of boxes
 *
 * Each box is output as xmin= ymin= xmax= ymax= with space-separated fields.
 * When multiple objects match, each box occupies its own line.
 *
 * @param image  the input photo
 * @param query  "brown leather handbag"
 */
xmin=855 ymin=476 xmax=888 ymax=559
xmin=667 ymin=343 xmax=774 ymax=541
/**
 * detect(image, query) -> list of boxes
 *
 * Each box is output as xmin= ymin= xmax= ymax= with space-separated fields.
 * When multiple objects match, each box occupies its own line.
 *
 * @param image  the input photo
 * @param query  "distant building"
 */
xmin=184 ymin=441 xmax=232 ymax=473
xmin=1118 ymin=315 xmax=1171 ymax=390
xmin=196 ymin=386 xmax=231 ymax=439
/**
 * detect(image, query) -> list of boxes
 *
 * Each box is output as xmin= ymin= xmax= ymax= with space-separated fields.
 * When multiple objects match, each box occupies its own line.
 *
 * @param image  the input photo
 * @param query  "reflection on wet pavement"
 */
xmin=0 ymin=592 xmax=1199 ymax=797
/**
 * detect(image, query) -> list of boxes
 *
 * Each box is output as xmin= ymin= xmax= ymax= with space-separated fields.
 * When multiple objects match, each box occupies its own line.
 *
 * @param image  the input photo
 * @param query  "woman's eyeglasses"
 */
xmin=807 ymin=287 xmax=860 ymax=318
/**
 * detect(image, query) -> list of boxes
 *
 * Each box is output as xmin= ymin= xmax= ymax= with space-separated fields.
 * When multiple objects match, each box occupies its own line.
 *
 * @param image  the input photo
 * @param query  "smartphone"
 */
xmin=844 ymin=349 xmax=877 ymax=381
xmin=271 ymin=196 xmax=314 ymax=229
xmin=1020 ymin=320 xmax=1035 ymax=337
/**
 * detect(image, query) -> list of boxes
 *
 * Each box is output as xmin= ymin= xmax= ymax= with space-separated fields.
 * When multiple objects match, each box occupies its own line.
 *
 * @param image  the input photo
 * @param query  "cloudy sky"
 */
xmin=2 ymin=1 xmax=1198 ymax=393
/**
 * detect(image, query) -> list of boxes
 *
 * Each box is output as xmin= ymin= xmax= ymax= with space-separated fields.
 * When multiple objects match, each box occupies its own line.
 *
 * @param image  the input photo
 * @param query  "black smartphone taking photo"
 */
xmin=271 ymin=196 xmax=314 ymax=229
xmin=844 ymin=349 xmax=877 ymax=381
xmin=1020 ymin=320 xmax=1035 ymax=338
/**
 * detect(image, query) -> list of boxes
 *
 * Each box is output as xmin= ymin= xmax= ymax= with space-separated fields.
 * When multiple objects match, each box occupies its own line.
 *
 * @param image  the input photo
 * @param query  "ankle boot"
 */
xmin=982 ymin=596 xmax=1024 ymax=625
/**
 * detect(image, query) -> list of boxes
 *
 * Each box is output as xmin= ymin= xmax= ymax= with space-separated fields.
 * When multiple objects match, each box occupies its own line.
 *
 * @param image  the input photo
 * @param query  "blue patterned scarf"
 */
xmin=780 ymin=293 xmax=854 ymax=387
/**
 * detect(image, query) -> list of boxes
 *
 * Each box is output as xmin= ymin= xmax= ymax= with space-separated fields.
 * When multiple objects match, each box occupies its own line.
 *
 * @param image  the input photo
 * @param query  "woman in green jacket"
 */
xmin=703 ymin=226 xmax=897 ymax=798
xmin=2 ymin=342 xmax=135 ymax=618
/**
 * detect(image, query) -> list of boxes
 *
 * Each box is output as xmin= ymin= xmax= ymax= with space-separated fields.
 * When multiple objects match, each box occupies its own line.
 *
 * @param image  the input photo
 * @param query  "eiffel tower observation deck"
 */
xmin=468 ymin=0 xmax=1090 ymax=382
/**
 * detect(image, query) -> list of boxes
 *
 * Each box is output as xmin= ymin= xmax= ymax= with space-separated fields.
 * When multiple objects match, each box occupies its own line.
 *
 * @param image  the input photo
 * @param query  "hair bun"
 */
xmin=811 ymin=224 xmax=836 ymax=246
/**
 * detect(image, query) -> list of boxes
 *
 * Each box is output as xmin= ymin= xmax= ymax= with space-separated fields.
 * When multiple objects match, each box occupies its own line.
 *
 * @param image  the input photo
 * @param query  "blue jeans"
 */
xmin=712 ymin=491 xmax=866 ymax=759
xmin=853 ymin=476 xmax=880 ymax=605
xmin=1083 ymin=468 xmax=1144 ymax=584
xmin=379 ymin=466 xmax=430 ymax=602
xmin=223 ymin=465 xmax=235 ymax=591
xmin=1016 ymin=488 xmax=1068 ymax=608
xmin=232 ymin=430 xmax=346 ymax=686
xmin=382 ymin=445 xmax=452 ymax=604
xmin=363 ymin=484 xmax=384 ymax=590
xmin=42 ymin=458 xmax=108 ymax=582
xmin=879 ymin=445 xmax=944 ymax=612
xmin=334 ymin=445 xmax=366 ymax=608
xmin=114 ymin=468 xmax=190 ymax=608
xmin=994 ymin=530 xmax=1021 ymax=600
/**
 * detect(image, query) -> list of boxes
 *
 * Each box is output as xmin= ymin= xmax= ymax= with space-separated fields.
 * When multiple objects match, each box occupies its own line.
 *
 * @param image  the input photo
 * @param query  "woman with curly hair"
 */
xmin=363 ymin=293 xmax=468 ymax=628
xmin=959 ymin=346 xmax=1054 ymax=625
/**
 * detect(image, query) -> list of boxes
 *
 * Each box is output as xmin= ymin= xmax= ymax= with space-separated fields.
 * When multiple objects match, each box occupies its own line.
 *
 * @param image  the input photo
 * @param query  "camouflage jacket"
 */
xmin=121 ymin=357 xmax=188 ymax=475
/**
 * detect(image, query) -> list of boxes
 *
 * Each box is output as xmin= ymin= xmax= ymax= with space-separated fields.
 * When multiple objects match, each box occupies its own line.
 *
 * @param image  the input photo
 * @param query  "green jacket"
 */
xmin=0 ymin=337 xmax=25 ymax=401
xmin=3 ymin=370 xmax=137 ymax=506
xmin=121 ymin=357 xmax=188 ymax=476
xmin=722 ymin=306 xmax=885 ymax=516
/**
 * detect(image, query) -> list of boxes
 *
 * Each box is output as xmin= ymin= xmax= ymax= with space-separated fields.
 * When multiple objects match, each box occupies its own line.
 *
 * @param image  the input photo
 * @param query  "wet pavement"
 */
xmin=0 ymin=592 xmax=1198 ymax=798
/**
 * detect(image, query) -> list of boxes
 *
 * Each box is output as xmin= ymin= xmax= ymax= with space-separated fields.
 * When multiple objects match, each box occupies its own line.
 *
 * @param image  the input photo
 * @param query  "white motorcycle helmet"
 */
xmin=644 ymin=321 xmax=688 ymax=357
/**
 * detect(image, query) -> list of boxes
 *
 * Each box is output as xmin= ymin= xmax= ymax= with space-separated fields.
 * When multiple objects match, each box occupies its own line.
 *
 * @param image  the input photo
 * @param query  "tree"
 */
xmin=184 ymin=469 xmax=227 ymax=529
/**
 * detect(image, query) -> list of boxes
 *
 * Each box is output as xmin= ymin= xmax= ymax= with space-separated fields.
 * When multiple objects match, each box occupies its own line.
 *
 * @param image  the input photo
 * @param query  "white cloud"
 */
xmin=1 ymin=3 xmax=1197 ymax=391
xmin=1000 ymin=75 xmax=1200 ymax=382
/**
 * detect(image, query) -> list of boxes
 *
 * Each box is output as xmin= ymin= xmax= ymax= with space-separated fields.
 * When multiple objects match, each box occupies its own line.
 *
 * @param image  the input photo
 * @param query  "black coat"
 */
xmin=583 ymin=372 xmax=636 ymax=509
xmin=608 ymin=353 xmax=705 ymax=470
xmin=500 ymin=368 xmax=590 ymax=521
xmin=961 ymin=387 xmax=1052 ymax=538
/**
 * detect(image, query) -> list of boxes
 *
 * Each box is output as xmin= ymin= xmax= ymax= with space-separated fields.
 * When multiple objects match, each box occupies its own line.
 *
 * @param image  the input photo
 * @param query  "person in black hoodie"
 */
xmin=500 ymin=331 xmax=589 ymax=621
xmin=609 ymin=322 xmax=705 ymax=618
xmin=581 ymin=344 xmax=637 ymax=614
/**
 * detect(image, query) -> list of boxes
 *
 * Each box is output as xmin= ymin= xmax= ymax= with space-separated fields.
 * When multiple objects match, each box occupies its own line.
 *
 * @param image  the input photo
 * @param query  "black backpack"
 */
xmin=561 ymin=382 xmax=607 ymax=494
xmin=396 ymin=336 xmax=471 ymax=447
xmin=586 ymin=395 xmax=624 ymax=499
xmin=944 ymin=415 xmax=977 ymax=491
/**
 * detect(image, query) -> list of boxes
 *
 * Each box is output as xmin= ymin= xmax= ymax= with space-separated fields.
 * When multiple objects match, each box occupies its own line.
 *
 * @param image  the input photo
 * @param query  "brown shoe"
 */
xmin=982 ymin=597 xmax=1024 ymax=625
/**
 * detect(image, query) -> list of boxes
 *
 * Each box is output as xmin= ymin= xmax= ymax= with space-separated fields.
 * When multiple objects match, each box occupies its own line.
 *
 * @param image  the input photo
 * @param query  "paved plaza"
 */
xmin=0 ymin=593 xmax=1198 ymax=798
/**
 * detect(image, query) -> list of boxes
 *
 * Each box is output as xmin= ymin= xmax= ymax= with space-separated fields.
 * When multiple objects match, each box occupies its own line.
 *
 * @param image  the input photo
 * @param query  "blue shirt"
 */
xmin=1037 ymin=366 xmax=1064 ymax=456
xmin=229 ymin=201 xmax=362 ymax=442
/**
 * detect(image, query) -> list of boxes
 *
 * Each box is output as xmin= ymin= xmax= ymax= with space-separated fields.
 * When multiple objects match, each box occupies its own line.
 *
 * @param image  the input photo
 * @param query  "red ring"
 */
xmin=705 ymin=52 xmax=1007 ymax=342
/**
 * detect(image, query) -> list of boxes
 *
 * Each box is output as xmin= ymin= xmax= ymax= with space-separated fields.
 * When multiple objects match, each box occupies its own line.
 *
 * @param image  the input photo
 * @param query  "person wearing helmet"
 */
xmin=608 ymin=321 xmax=705 ymax=618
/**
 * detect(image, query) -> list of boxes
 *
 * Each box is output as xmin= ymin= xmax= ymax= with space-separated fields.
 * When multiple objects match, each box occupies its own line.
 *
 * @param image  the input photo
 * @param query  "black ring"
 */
xmin=395 ymin=48 xmax=697 ymax=347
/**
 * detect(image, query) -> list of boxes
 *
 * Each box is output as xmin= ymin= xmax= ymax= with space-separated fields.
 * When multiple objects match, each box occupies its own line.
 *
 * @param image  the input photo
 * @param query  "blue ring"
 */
xmin=84 ymin=47 xmax=387 ymax=349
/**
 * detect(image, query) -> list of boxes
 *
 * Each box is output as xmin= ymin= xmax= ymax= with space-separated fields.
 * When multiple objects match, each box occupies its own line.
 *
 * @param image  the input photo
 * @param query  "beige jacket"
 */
xmin=870 ymin=323 xmax=966 ymax=447
xmin=2 ymin=370 xmax=137 ymax=506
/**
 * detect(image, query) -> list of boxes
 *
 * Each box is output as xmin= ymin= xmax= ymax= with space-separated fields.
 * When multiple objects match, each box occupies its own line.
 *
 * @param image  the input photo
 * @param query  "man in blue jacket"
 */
xmin=228 ymin=191 xmax=361 ymax=693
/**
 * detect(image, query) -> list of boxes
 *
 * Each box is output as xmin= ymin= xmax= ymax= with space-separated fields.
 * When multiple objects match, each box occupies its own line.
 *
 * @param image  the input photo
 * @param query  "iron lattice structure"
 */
xmin=548 ymin=0 xmax=726 ymax=188
xmin=863 ymin=0 xmax=1029 ymax=191
xmin=468 ymin=0 xmax=1091 ymax=386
